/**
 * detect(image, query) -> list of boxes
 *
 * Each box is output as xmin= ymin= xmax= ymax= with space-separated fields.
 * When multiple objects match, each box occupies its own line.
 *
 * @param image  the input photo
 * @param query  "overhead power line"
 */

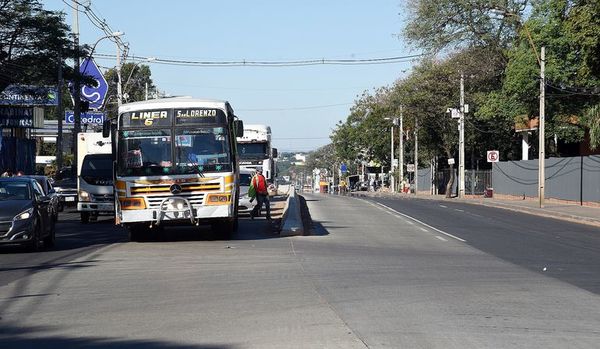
xmin=91 ymin=53 xmax=425 ymax=67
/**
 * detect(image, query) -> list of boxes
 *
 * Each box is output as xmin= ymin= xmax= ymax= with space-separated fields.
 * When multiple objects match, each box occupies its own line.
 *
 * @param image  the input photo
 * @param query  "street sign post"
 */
xmin=65 ymin=111 xmax=105 ymax=125
xmin=487 ymin=150 xmax=499 ymax=163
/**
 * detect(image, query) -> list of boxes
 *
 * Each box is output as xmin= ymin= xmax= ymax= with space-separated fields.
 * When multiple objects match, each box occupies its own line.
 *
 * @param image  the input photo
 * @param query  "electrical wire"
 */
xmin=90 ymin=53 xmax=424 ymax=67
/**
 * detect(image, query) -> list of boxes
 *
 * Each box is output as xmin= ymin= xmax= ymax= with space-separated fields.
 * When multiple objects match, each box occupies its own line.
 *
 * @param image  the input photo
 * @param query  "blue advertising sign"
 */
xmin=340 ymin=163 xmax=348 ymax=173
xmin=79 ymin=58 xmax=109 ymax=110
xmin=65 ymin=111 xmax=105 ymax=125
xmin=0 ymin=85 xmax=58 ymax=106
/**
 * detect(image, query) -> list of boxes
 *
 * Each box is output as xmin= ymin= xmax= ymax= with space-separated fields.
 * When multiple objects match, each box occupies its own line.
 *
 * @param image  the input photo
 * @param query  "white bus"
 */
xmin=103 ymin=98 xmax=244 ymax=240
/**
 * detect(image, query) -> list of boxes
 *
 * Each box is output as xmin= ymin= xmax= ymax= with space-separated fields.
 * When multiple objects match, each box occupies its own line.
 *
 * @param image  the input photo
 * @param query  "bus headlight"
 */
xmin=205 ymin=194 xmax=231 ymax=205
xmin=119 ymin=197 xmax=146 ymax=210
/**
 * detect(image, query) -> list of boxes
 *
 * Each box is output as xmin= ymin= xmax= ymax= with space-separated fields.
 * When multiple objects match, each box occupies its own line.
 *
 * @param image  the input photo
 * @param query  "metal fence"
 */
xmin=416 ymin=167 xmax=491 ymax=196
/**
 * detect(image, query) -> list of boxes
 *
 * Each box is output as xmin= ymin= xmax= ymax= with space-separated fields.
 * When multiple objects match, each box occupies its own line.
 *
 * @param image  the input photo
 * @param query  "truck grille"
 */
xmin=92 ymin=194 xmax=114 ymax=203
xmin=130 ymin=182 xmax=220 ymax=195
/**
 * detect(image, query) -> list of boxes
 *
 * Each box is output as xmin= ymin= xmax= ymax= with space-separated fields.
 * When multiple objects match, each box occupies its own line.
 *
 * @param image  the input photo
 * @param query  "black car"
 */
xmin=0 ymin=177 xmax=56 ymax=250
xmin=52 ymin=176 xmax=77 ymax=212
xmin=23 ymin=175 xmax=60 ymax=222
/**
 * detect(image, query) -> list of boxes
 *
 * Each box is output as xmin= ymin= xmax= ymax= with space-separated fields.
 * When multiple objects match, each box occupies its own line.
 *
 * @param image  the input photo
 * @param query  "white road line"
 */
xmin=439 ymin=205 xmax=448 ymax=208
xmin=420 ymin=227 xmax=428 ymax=232
xmin=436 ymin=236 xmax=448 ymax=242
xmin=454 ymin=209 xmax=465 ymax=212
xmin=375 ymin=202 xmax=467 ymax=242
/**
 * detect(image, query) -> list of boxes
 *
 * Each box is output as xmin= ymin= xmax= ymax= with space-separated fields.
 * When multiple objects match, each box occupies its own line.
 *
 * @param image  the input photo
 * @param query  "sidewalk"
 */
xmin=354 ymin=190 xmax=600 ymax=228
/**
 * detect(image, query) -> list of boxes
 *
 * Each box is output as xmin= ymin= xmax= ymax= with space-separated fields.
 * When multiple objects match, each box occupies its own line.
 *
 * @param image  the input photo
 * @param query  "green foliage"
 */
xmin=0 ymin=0 xmax=73 ymax=91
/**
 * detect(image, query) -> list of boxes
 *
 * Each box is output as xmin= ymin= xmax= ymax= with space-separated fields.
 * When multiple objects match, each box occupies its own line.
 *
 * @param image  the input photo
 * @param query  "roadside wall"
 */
xmin=493 ymin=155 xmax=600 ymax=203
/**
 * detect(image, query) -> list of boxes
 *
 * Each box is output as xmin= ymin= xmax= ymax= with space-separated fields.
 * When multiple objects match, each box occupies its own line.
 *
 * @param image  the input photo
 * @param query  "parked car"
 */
xmin=23 ymin=175 xmax=59 ymax=222
xmin=0 ymin=177 xmax=56 ymax=250
xmin=237 ymin=168 xmax=256 ymax=215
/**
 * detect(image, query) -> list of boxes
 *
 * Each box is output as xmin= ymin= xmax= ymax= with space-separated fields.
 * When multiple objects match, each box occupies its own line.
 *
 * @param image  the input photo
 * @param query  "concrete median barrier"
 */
xmin=280 ymin=188 xmax=304 ymax=236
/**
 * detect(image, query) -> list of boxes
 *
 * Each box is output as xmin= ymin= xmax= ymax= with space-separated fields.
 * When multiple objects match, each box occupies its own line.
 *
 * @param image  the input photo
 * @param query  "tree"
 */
xmin=0 ymin=0 xmax=73 ymax=91
xmin=103 ymin=62 xmax=155 ymax=118
xmin=403 ymin=0 xmax=528 ymax=53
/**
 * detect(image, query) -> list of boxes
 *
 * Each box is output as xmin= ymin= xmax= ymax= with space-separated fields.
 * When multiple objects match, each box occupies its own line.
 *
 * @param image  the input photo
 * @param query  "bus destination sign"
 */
xmin=175 ymin=108 xmax=225 ymax=125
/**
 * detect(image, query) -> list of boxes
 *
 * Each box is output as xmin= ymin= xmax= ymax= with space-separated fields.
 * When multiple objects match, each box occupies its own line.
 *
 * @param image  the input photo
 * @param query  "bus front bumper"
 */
xmin=119 ymin=204 xmax=232 ymax=225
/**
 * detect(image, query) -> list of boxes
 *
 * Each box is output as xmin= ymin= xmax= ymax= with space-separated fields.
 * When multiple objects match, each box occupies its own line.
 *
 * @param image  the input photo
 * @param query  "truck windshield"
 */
xmin=175 ymin=127 xmax=232 ymax=173
xmin=81 ymin=154 xmax=113 ymax=182
xmin=238 ymin=143 xmax=268 ymax=159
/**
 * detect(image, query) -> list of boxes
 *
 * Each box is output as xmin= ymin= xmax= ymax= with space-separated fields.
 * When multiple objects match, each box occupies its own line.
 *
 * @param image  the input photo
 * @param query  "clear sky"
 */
xmin=43 ymin=0 xmax=417 ymax=152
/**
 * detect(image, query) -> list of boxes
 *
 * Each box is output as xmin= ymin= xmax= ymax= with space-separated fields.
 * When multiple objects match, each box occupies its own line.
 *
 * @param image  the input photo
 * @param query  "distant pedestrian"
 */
xmin=250 ymin=169 xmax=271 ymax=220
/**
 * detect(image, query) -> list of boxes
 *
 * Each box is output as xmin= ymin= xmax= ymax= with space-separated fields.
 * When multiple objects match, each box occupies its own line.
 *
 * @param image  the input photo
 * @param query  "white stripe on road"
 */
xmin=420 ymin=227 xmax=428 ymax=232
xmin=439 ymin=205 xmax=448 ymax=208
xmin=375 ymin=202 xmax=467 ymax=242
xmin=436 ymin=236 xmax=448 ymax=242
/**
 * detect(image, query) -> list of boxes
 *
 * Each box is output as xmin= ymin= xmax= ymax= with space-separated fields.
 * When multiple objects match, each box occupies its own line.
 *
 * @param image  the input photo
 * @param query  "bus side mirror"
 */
xmin=272 ymin=148 xmax=278 ymax=158
xmin=234 ymin=120 xmax=244 ymax=137
xmin=102 ymin=120 xmax=111 ymax=138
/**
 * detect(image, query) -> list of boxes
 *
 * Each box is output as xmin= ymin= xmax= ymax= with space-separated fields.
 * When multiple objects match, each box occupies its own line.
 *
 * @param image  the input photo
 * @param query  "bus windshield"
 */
xmin=175 ymin=127 xmax=232 ymax=174
xmin=117 ymin=129 xmax=173 ymax=176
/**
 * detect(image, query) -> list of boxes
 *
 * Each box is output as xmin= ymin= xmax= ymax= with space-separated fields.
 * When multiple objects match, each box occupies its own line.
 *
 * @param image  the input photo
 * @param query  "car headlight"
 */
xmin=79 ymin=190 xmax=91 ymax=202
xmin=14 ymin=208 xmax=34 ymax=221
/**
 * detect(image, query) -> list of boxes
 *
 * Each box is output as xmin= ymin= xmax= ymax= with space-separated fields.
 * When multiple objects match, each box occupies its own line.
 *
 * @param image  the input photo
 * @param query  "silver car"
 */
xmin=237 ymin=169 xmax=256 ymax=215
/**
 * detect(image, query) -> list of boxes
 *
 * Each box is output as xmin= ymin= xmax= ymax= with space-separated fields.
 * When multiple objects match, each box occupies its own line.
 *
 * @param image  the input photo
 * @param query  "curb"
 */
xmin=280 ymin=189 xmax=304 ymax=237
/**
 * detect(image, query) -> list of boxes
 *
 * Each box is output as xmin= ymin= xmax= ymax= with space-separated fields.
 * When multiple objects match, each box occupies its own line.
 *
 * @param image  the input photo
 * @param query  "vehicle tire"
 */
xmin=128 ymin=224 xmax=146 ymax=242
xmin=43 ymin=223 xmax=56 ymax=248
xmin=80 ymin=212 xmax=90 ymax=224
xmin=212 ymin=219 xmax=234 ymax=240
xmin=27 ymin=224 xmax=42 ymax=252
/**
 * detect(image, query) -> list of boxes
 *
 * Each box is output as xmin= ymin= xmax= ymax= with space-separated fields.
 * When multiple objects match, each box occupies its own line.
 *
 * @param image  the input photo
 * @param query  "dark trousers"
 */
xmin=252 ymin=194 xmax=271 ymax=219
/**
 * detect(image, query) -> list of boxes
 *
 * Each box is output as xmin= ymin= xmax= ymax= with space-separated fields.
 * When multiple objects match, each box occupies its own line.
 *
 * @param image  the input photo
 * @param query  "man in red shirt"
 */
xmin=250 ymin=169 xmax=271 ymax=220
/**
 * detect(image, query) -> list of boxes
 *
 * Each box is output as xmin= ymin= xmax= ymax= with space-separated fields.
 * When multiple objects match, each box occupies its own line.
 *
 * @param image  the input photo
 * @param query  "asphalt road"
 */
xmin=1 ymin=195 xmax=600 ymax=348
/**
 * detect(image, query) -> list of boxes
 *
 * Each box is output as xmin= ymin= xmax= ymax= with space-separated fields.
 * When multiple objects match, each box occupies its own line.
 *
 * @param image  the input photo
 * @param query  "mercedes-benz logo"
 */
xmin=170 ymin=184 xmax=182 ymax=194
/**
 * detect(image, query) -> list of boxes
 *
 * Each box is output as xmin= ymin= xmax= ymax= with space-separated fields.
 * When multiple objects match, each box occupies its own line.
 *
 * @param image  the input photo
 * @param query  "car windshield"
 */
xmin=0 ymin=181 xmax=31 ymax=201
xmin=118 ymin=129 xmax=173 ymax=176
xmin=174 ymin=127 xmax=232 ymax=173
xmin=240 ymin=173 xmax=252 ymax=186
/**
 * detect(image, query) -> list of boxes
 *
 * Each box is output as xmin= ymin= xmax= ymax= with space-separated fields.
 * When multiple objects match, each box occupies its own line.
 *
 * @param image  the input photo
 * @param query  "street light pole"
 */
xmin=399 ymin=106 xmax=404 ymax=193
xmin=117 ymin=43 xmax=123 ymax=106
xmin=414 ymin=116 xmax=418 ymax=195
xmin=539 ymin=47 xmax=545 ymax=208
xmin=391 ymin=122 xmax=395 ymax=192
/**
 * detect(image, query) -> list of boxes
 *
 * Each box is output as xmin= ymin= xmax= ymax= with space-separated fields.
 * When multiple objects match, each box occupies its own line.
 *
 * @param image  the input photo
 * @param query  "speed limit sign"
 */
xmin=487 ymin=150 xmax=499 ymax=162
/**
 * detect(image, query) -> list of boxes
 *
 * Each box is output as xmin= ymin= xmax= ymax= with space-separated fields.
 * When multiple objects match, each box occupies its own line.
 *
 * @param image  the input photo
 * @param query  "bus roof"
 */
xmin=118 ymin=97 xmax=231 ymax=113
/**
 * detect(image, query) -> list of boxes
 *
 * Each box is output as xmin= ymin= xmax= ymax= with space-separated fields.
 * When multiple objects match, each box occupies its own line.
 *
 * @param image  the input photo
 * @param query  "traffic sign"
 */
xmin=79 ymin=58 xmax=109 ymax=109
xmin=407 ymin=164 xmax=415 ymax=172
xmin=487 ymin=150 xmax=499 ymax=162
xmin=65 ymin=111 xmax=105 ymax=125
xmin=340 ymin=163 xmax=347 ymax=173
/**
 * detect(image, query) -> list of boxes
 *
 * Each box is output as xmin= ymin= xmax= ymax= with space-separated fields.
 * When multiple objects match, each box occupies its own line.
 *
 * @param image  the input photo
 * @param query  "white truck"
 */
xmin=237 ymin=124 xmax=277 ymax=181
xmin=76 ymin=132 xmax=114 ymax=223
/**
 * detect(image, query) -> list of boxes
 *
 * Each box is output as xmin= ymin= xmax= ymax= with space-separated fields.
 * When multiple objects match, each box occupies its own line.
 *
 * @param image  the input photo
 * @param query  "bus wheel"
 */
xmin=128 ymin=224 xmax=146 ymax=242
xmin=80 ymin=212 xmax=90 ymax=224
xmin=212 ymin=219 xmax=233 ymax=240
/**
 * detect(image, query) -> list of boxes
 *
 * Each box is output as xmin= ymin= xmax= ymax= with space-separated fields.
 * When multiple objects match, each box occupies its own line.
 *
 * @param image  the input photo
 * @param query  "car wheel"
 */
xmin=27 ymin=225 xmax=42 ymax=252
xmin=44 ymin=223 xmax=56 ymax=248
xmin=80 ymin=212 xmax=90 ymax=224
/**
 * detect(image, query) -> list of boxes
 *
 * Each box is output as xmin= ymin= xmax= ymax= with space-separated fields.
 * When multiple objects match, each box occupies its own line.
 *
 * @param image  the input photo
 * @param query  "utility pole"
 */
xmin=71 ymin=1 xmax=81 ymax=173
xmin=459 ymin=73 xmax=465 ymax=198
xmin=399 ymin=106 xmax=404 ymax=193
xmin=390 ymin=121 xmax=395 ymax=192
xmin=539 ymin=47 xmax=546 ymax=208
xmin=414 ymin=116 xmax=418 ymax=195
xmin=56 ymin=52 xmax=63 ymax=170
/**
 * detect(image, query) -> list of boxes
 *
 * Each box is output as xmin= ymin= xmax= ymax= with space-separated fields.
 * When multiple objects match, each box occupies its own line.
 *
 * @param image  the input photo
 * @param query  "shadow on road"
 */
xmin=0 ymin=324 xmax=235 ymax=349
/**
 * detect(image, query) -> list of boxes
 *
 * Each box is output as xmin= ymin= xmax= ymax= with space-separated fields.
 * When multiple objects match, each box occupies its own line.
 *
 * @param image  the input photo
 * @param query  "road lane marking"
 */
xmin=454 ymin=208 xmax=465 ymax=212
xmin=436 ymin=236 xmax=448 ymax=242
xmin=439 ymin=205 xmax=448 ymax=208
xmin=375 ymin=202 xmax=467 ymax=242
xmin=420 ymin=227 xmax=428 ymax=232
